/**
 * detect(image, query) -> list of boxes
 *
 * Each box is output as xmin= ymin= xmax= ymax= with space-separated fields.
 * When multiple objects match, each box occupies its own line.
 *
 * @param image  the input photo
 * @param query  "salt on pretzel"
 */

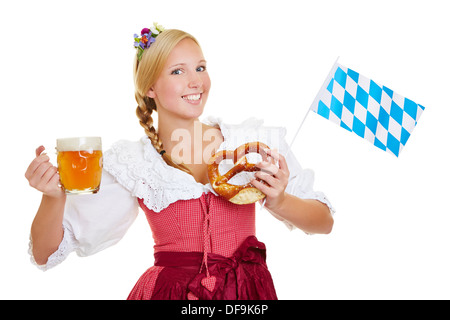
xmin=207 ymin=142 xmax=269 ymax=204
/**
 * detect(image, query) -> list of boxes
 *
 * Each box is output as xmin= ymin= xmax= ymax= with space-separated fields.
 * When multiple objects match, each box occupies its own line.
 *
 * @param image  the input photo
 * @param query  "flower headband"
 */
xmin=134 ymin=22 xmax=165 ymax=61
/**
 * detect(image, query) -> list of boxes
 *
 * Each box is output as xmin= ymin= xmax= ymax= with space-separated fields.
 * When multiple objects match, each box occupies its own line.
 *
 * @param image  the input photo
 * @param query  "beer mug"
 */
xmin=56 ymin=137 xmax=103 ymax=194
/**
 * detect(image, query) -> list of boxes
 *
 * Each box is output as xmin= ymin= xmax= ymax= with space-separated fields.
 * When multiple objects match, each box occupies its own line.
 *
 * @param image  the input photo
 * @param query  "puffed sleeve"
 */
xmin=29 ymin=169 xmax=139 ymax=271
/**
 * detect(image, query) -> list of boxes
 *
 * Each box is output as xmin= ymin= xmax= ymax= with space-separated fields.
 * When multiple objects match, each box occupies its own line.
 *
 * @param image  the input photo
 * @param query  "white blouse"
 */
xmin=29 ymin=117 xmax=334 ymax=271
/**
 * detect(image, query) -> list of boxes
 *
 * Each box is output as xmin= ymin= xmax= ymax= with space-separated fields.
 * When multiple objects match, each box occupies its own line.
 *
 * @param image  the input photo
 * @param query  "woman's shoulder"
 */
xmin=103 ymin=136 xmax=170 ymax=186
xmin=203 ymin=115 xmax=285 ymax=130
xmin=203 ymin=116 xmax=288 ymax=151
xmin=104 ymin=136 xmax=155 ymax=164
xmin=102 ymin=136 xmax=162 ymax=196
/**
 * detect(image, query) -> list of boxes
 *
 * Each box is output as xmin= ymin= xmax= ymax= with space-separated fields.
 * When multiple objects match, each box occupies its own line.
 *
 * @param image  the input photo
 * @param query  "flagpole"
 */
xmin=287 ymin=107 xmax=311 ymax=150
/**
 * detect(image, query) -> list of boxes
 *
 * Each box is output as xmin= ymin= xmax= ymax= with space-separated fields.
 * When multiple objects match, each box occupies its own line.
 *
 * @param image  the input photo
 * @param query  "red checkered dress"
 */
xmin=127 ymin=191 xmax=277 ymax=300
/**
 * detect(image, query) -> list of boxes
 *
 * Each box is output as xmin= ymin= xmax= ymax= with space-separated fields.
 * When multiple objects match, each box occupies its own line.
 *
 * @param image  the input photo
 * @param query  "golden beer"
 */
xmin=56 ymin=137 xmax=102 ymax=194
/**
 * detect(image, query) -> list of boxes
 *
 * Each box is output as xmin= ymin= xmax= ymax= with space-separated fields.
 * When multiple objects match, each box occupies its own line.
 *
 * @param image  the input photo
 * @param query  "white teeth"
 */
xmin=183 ymin=94 xmax=201 ymax=101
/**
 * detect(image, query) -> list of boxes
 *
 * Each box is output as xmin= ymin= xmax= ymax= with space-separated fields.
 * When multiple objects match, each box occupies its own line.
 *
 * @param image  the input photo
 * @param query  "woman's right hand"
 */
xmin=25 ymin=146 xmax=65 ymax=199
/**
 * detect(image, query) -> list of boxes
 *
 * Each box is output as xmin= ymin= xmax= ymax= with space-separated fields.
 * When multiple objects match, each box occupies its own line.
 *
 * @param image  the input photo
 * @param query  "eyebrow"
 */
xmin=168 ymin=59 xmax=207 ymax=69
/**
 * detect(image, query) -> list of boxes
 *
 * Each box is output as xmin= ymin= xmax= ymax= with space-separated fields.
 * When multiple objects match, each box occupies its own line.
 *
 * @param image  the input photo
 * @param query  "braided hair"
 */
xmin=133 ymin=29 xmax=199 ymax=175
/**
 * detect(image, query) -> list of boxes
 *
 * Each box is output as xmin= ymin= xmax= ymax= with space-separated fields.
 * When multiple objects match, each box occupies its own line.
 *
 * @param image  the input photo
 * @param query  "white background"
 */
xmin=1 ymin=0 xmax=449 ymax=299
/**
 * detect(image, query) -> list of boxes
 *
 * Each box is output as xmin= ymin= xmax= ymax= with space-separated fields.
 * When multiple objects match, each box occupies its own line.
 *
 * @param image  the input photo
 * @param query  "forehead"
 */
xmin=166 ymin=38 xmax=205 ymax=66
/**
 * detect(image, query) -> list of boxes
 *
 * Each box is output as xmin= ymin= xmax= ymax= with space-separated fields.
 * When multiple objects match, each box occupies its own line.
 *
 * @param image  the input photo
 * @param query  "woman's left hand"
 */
xmin=251 ymin=148 xmax=289 ymax=211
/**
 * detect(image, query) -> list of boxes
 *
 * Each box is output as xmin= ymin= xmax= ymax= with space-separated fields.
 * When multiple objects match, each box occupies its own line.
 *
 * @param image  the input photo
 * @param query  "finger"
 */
xmin=257 ymin=161 xmax=279 ymax=175
xmin=264 ymin=148 xmax=280 ymax=162
xmin=255 ymin=171 xmax=278 ymax=187
xmin=28 ymin=161 xmax=53 ymax=187
xmin=36 ymin=145 xmax=46 ymax=157
xmin=38 ymin=168 xmax=62 ymax=195
xmin=49 ymin=170 xmax=61 ymax=186
xmin=251 ymin=179 xmax=271 ymax=195
xmin=41 ymin=165 xmax=58 ymax=185
xmin=25 ymin=153 xmax=50 ymax=180
xmin=276 ymin=153 xmax=289 ymax=177
xmin=264 ymin=150 xmax=289 ymax=180
xmin=263 ymin=149 xmax=281 ymax=173
xmin=45 ymin=169 xmax=62 ymax=190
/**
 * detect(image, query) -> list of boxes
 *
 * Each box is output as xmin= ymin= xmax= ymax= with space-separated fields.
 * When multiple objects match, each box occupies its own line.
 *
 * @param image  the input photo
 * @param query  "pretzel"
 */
xmin=207 ymin=142 xmax=270 ymax=204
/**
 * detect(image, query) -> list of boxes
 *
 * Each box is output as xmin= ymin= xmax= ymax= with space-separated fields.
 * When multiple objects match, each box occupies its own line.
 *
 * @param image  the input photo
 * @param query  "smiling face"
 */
xmin=147 ymin=38 xmax=211 ymax=121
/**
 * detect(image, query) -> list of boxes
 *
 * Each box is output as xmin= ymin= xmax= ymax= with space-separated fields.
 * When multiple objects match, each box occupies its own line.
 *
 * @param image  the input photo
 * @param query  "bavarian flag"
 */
xmin=310 ymin=61 xmax=425 ymax=157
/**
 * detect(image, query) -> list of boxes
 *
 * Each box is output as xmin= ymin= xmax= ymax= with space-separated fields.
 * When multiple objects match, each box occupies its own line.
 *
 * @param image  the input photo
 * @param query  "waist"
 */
xmin=154 ymin=236 xmax=267 ymax=268
xmin=154 ymin=251 xmax=205 ymax=268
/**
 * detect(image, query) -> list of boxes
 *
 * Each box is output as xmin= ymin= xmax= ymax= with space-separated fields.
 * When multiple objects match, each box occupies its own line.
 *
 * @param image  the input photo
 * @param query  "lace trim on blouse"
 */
xmin=28 ymin=224 xmax=77 ymax=271
xmin=103 ymin=136 xmax=214 ymax=213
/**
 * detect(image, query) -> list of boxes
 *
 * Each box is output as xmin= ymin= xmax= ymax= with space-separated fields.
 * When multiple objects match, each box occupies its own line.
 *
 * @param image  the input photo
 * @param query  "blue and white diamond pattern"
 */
xmin=311 ymin=63 xmax=425 ymax=157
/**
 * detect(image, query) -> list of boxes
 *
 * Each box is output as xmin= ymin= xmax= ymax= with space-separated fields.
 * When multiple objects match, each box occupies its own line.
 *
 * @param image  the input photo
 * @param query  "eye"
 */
xmin=196 ymin=65 xmax=206 ymax=72
xmin=171 ymin=68 xmax=183 ymax=75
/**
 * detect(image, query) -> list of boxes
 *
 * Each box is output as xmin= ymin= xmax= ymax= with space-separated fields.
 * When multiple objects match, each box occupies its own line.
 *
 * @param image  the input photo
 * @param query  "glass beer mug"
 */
xmin=56 ymin=137 xmax=103 ymax=194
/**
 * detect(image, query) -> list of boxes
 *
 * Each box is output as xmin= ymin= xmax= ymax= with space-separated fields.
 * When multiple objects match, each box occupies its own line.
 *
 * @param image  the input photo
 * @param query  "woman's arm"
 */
xmin=25 ymin=146 xmax=66 ymax=265
xmin=251 ymin=148 xmax=334 ymax=234
xmin=263 ymin=193 xmax=333 ymax=234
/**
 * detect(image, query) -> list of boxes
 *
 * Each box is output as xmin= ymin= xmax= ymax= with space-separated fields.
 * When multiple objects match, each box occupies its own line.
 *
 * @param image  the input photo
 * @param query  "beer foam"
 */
xmin=56 ymin=137 xmax=102 ymax=152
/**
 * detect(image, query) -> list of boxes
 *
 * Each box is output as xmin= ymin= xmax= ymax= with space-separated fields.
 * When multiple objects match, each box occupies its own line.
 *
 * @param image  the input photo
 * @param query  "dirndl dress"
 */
xmin=127 ymin=192 xmax=277 ymax=300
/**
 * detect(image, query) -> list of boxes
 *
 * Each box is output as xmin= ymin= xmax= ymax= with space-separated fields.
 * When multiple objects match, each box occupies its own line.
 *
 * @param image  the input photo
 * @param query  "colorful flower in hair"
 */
xmin=134 ymin=22 xmax=165 ymax=61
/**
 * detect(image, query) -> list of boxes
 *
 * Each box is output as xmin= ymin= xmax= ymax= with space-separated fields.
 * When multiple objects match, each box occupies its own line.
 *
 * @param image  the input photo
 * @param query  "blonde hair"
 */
xmin=134 ymin=29 xmax=199 ymax=175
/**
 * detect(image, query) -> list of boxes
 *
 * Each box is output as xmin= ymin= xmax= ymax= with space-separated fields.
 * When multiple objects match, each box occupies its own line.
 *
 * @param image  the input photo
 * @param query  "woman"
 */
xmin=25 ymin=25 xmax=334 ymax=299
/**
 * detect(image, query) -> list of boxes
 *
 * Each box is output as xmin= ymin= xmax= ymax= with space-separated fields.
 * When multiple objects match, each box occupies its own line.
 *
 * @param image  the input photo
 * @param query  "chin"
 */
xmin=184 ymin=102 xmax=207 ymax=118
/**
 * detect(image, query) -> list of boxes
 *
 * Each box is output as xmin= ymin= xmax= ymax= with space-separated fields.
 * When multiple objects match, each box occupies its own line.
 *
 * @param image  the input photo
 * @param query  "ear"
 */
xmin=147 ymin=87 xmax=156 ymax=99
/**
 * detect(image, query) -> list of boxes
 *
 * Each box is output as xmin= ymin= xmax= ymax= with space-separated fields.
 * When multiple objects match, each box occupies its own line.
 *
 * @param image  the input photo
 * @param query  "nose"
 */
xmin=188 ymin=71 xmax=203 ymax=89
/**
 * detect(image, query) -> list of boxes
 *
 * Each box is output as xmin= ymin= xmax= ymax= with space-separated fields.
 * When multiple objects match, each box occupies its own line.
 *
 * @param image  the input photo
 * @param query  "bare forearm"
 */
xmin=30 ymin=194 xmax=66 ymax=265
xmin=267 ymin=193 xmax=333 ymax=234
xmin=252 ymin=149 xmax=333 ymax=234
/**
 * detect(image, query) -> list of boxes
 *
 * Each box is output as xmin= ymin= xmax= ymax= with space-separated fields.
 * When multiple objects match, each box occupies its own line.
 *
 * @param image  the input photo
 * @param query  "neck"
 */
xmin=157 ymin=116 xmax=199 ymax=145
xmin=157 ymin=115 xmax=223 ymax=166
xmin=157 ymin=116 xmax=204 ymax=164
